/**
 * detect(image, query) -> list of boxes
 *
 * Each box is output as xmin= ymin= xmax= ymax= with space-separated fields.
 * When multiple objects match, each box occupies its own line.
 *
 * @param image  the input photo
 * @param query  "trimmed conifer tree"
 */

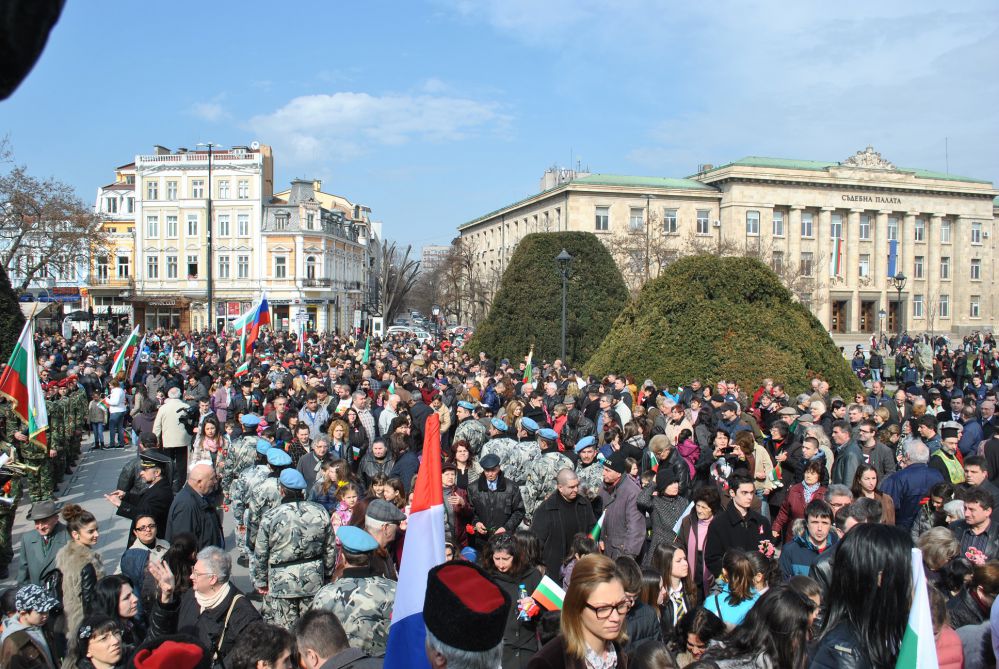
xmin=465 ymin=232 xmax=628 ymax=366
xmin=585 ymin=254 xmax=862 ymax=395
xmin=0 ymin=265 xmax=26 ymax=362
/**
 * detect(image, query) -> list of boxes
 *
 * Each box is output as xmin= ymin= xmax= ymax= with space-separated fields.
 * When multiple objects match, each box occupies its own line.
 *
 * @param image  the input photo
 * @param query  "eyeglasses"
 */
xmin=93 ymin=631 xmax=123 ymax=643
xmin=191 ymin=571 xmax=215 ymax=579
xmin=584 ymin=600 xmax=631 ymax=619
xmin=135 ymin=524 xmax=157 ymax=532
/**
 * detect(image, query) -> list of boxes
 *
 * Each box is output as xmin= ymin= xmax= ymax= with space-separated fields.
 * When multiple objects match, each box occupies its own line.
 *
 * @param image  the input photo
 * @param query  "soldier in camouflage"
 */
xmin=69 ymin=382 xmax=88 ymax=463
xmin=453 ymin=401 xmax=487 ymax=455
xmin=219 ymin=414 xmax=263 ymax=503
xmin=310 ymin=525 xmax=395 ymax=657
xmin=231 ymin=438 xmax=272 ymax=564
xmin=480 ymin=417 xmax=536 ymax=485
xmin=0 ymin=438 xmax=23 ymax=579
xmin=44 ymin=388 xmax=65 ymax=484
xmin=522 ymin=428 xmax=574 ymax=522
xmin=5 ymin=401 xmax=54 ymax=502
xmin=246 ymin=448 xmax=290 ymax=551
xmin=573 ymin=435 xmax=605 ymax=500
xmin=254 ymin=468 xmax=336 ymax=630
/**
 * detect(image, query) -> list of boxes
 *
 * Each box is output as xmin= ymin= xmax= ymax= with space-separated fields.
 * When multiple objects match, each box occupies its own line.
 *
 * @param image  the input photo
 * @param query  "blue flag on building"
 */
xmin=887 ymin=239 xmax=898 ymax=277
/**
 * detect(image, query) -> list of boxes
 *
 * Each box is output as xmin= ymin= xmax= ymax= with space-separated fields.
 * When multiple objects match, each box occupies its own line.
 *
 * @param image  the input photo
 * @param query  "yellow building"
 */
xmin=91 ymin=163 xmax=137 ymax=321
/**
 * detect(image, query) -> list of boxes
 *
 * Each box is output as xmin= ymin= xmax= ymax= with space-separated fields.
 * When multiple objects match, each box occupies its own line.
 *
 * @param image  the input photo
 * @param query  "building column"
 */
xmin=874 ymin=212 xmax=889 ymax=319
xmin=900 ymin=213 xmax=916 ymax=329
xmin=847 ymin=210 xmax=862 ymax=332
xmin=788 ymin=206 xmax=803 ymax=269
xmin=817 ymin=208 xmax=833 ymax=329
xmin=955 ymin=216 xmax=972 ymax=329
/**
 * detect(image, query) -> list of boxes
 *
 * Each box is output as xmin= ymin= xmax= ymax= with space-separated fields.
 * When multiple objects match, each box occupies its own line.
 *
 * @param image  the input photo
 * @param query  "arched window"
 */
xmin=306 ymin=256 xmax=316 ymax=279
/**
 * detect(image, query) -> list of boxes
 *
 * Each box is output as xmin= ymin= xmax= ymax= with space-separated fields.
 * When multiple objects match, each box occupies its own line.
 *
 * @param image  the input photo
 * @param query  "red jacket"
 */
xmin=935 ymin=625 xmax=963 ymax=669
xmin=772 ymin=483 xmax=827 ymax=542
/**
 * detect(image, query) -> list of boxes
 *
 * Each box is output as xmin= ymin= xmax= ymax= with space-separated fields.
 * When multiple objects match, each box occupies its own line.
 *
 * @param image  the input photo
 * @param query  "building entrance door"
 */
xmin=859 ymin=301 xmax=875 ymax=333
xmin=831 ymin=301 xmax=848 ymax=333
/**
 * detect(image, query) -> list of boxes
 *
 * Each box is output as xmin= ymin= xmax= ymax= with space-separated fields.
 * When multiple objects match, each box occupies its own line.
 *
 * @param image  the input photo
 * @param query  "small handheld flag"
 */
xmin=532 ymin=575 xmax=566 ymax=611
xmin=590 ymin=510 xmax=606 ymax=541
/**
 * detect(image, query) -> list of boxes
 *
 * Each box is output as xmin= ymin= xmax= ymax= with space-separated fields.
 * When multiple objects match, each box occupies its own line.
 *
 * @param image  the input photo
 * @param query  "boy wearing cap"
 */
xmin=253 ymin=469 xmax=335 ymax=630
xmin=0 ymin=584 xmax=59 ymax=668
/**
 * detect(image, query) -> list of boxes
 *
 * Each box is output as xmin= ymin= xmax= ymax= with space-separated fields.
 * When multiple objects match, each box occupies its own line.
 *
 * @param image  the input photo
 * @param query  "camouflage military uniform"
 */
xmin=231 ymin=464 xmax=269 ymax=558
xmin=0 ymin=442 xmax=23 ymax=575
xmin=454 ymin=417 xmax=488 ymax=454
xmin=8 ymin=403 xmax=53 ymax=502
xmin=253 ymin=498 xmax=336 ymax=629
xmin=575 ymin=460 xmax=605 ymax=500
xmin=246 ymin=476 xmax=282 ymax=550
xmin=523 ymin=450 xmax=575 ymax=521
xmin=219 ymin=434 xmax=258 ymax=503
xmin=46 ymin=395 xmax=66 ymax=484
xmin=311 ymin=569 xmax=396 ymax=656
xmin=70 ymin=387 xmax=88 ymax=461
xmin=480 ymin=437 xmax=537 ymax=485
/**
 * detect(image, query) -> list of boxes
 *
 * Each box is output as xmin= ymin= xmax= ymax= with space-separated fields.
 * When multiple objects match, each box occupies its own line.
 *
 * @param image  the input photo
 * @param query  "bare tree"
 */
xmin=0 ymin=143 xmax=109 ymax=291
xmin=378 ymin=241 xmax=421 ymax=325
xmin=603 ymin=211 xmax=685 ymax=295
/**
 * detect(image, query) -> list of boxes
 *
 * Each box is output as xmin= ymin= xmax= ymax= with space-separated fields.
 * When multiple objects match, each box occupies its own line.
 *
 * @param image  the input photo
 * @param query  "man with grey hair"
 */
xmin=378 ymin=394 xmax=400 ymax=437
xmin=148 ymin=546 xmax=261 ymax=664
xmin=364 ymin=499 xmax=406 ymax=580
xmin=352 ymin=390 xmax=376 ymax=441
xmin=881 ymin=439 xmax=946 ymax=530
xmin=153 ymin=385 xmax=194 ymax=491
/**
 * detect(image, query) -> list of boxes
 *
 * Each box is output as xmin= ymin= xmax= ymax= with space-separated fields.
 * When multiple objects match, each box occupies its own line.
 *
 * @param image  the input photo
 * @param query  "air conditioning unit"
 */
xmin=712 ymin=220 xmax=721 ymax=228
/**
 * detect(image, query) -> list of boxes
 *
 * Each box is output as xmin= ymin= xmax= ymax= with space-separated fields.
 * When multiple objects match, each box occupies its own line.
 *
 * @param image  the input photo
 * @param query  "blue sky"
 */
xmin=2 ymin=0 xmax=997 ymax=250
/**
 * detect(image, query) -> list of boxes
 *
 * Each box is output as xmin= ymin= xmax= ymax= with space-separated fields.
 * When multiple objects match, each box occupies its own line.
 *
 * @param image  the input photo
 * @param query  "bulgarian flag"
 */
xmin=523 ymin=347 xmax=534 ymax=384
xmin=0 ymin=319 xmax=49 ymax=447
xmin=830 ymin=237 xmax=844 ymax=277
xmin=234 ymin=292 xmax=270 ymax=360
xmin=590 ymin=510 xmax=606 ymax=541
xmin=234 ymin=360 xmax=250 ymax=378
xmin=128 ymin=333 xmax=147 ymax=382
xmin=110 ymin=326 xmax=141 ymax=377
xmin=648 ymin=451 xmax=659 ymax=473
xmin=361 ymin=336 xmax=371 ymax=364
xmin=532 ymin=575 xmax=566 ymax=611
xmin=895 ymin=548 xmax=938 ymax=669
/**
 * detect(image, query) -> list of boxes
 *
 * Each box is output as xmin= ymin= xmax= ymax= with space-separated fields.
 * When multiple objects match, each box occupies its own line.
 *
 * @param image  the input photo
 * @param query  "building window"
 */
xmin=218 ymin=180 xmax=230 ymax=199
xmin=187 ymin=255 xmax=199 ymax=278
xmin=595 ymin=206 xmax=609 ymax=231
xmin=800 ymin=252 xmax=814 ymax=277
xmin=801 ymin=212 xmax=814 ymax=238
xmin=696 ymin=210 xmax=710 ymax=235
xmin=237 ymin=255 xmax=249 ymax=279
xmin=166 ymin=255 xmax=177 ymax=279
xmin=117 ymin=255 xmax=130 ymax=278
xmin=941 ymin=219 xmax=951 ymax=243
xmin=830 ymin=213 xmax=843 ymax=239
xmin=191 ymin=180 xmax=204 ymax=199
xmin=771 ymin=211 xmax=784 ymax=237
xmin=629 ymin=208 xmax=644 ymax=231
xmin=859 ymin=214 xmax=871 ymax=240
xmin=914 ymin=217 xmax=925 ymax=242
xmin=971 ymin=221 xmax=983 ymax=245
xmin=237 ymin=214 xmax=249 ymax=237
xmin=971 ymin=295 xmax=981 ymax=318
xmin=914 ymin=294 xmax=924 ymax=318
xmin=217 ymin=214 xmax=230 ymax=237
xmin=237 ymin=180 xmax=249 ymax=199
xmin=940 ymin=256 xmax=950 ymax=280
xmin=105 ymin=197 xmax=118 ymax=214
xmin=913 ymin=256 xmax=924 ymax=279
xmin=771 ymin=251 xmax=784 ymax=273
xmin=307 ymin=213 xmax=315 ymax=231
xmin=859 ymin=253 xmax=870 ymax=277
xmin=146 ymin=256 xmax=158 ymax=279
xmin=166 ymin=180 xmax=177 ymax=200
xmin=146 ymin=215 xmax=158 ymax=238
xmin=971 ymin=258 xmax=981 ymax=280
xmin=746 ymin=210 xmax=760 ymax=236
xmin=186 ymin=215 xmax=198 ymax=237
xmin=166 ymin=215 xmax=178 ymax=238
xmin=126 ymin=197 xmax=134 ymax=213
xmin=96 ymin=256 xmax=109 ymax=280
xmin=274 ymin=256 xmax=287 ymax=279
xmin=939 ymin=294 xmax=950 ymax=318
xmin=218 ymin=255 xmax=230 ymax=279
xmin=887 ymin=216 xmax=898 ymax=241
xmin=663 ymin=209 xmax=678 ymax=234
xmin=306 ymin=256 xmax=316 ymax=279
xmin=145 ymin=180 xmax=158 ymax=200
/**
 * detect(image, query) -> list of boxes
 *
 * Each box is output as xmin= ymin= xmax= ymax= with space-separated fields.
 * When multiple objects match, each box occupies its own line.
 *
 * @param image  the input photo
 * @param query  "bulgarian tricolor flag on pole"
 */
xmin=895 ymin=548 xmax=938 ymax=669
xmin=523 ymin=346 xmax=534 ymax=384
xmin=590 ymin=510 xmax=606 ymax=541
xmin=532 ymin=575 xmax=566 ymax=611
xmin=830 ymin=237 xmax=844 ymax=277
xmin=0 ymin=319 xmax=49 ymax=447
xmin=361 ymin=336 xmax=370 ymax=364
xmin=110 ymin=325 xmax=141 ymax=378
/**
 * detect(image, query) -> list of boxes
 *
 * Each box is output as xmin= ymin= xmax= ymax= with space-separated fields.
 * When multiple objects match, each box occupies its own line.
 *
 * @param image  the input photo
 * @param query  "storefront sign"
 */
xmin=841 ymin=194 xmax=902 ymax=205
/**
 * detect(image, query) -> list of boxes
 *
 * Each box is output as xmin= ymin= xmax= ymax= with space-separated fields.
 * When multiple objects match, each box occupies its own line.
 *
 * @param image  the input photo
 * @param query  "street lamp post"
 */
xmin=890 ymin=272 xmax=907 ymax=339
xmin=556 ymin=249 xmax=573 ymax=363
xmin=197 ymin=142 xmax=219 ymax=332
xmin=878 ymin=307 xmax=887 ymax=339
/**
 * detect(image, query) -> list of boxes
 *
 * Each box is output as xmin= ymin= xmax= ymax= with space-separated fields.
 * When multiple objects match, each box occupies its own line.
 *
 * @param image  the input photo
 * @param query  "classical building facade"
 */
xmin=458 ymin=148 xmax=998 ymax=335
xmin=90 ymin=163 xmax=137 ymax=321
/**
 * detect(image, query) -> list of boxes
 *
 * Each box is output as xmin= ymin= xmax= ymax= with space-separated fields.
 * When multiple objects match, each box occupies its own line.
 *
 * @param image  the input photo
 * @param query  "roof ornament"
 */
xmin=842 ymin=146 xmax=895 ymax=170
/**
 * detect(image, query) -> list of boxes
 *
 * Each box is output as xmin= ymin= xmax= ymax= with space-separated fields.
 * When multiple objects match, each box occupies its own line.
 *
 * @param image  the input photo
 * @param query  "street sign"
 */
xmin=353 ymin=309 xmax=362 ymax=329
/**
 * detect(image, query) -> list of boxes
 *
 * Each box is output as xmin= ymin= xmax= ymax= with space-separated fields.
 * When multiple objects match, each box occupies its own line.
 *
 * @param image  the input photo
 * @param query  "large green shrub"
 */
xmin=585 ymin=254 xmax=862 ymax=396
xmin=465 ymin=232 xmax=628 ymax=365
xmin=0 ymin=265 xmax=26 ymax=362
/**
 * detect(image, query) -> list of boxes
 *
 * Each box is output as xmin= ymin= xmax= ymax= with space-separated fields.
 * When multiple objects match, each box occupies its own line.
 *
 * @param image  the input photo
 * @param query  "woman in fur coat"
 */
xmin=54 ymin=505 xmax=105 ymax=646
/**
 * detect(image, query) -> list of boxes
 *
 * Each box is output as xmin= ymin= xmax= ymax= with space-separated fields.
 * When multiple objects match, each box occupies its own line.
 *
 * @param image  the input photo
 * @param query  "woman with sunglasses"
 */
xmin=528 ymin=554 xmax=630 ymax=669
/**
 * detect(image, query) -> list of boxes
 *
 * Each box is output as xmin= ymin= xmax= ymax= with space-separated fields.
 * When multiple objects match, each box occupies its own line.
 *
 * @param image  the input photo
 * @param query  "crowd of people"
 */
xmin=1 ymin=322 xmax=999 ymax=668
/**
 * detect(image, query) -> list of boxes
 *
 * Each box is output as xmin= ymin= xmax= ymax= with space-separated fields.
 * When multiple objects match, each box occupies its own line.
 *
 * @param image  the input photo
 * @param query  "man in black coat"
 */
xmin=531 ymin=469 xmax=596 ymax=576
xmin=704 ymin=474 xmax=772 ymax=577
xmin=106 ymin=450 xmax=174 ymax=541
xmin=165 ymin=463 xmax=224 ymax=549
xmin=468 ymin=454 xmax=526 ymax=550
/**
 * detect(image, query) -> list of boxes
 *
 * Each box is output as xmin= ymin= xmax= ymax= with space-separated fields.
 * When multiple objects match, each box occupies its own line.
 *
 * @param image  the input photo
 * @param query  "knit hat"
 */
xmin=655 ymin=466 xmax=681 ymax=493
xmin=130 ymin=635 xmax=209 ymax=669
xmin=605 ymin=450 xmax=629 ymax=474
xmin=423 ymin=561 xmax=511 ymax=652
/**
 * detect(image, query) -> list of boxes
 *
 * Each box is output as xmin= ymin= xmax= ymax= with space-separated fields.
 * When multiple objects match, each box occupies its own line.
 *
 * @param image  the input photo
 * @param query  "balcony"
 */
xmin=89 ymin=276 xmax=134 ymax=287
xmin=302 ymin=278 xmax=332 ymax=288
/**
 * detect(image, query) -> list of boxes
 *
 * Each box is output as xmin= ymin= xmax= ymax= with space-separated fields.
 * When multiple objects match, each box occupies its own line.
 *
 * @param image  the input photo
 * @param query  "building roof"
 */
xmin=697 ymin=155 xmax=992 ymax=185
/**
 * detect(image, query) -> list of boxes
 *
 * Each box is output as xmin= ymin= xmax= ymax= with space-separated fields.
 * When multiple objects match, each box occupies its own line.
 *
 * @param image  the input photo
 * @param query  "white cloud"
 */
xmin=246 ymin=91 xmax=509 ymax=163
xmin=190 ymin=99 xmax=229 ymax=122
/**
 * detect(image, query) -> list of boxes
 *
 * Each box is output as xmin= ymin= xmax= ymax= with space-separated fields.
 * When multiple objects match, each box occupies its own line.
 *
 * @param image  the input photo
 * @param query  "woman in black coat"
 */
xmin=480 ymin=534 xmax=543 ymax=669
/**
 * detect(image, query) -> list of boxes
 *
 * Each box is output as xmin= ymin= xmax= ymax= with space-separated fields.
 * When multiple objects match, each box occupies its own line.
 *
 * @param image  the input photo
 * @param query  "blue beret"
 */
xmin=266 ymin=448 xmax=292 ymax=467
xmin=574 ymin=436 xmax=597 ymax=453
xmin=279 ymin=468 xmax=307 ymax=490
xmin=490 ymin=418 xmax=508 ymax=432
xmin=240 ymin=414 xmax=262 ymax=426
xmin=256 ymin=437 xmax=272 ymax=455
xmin=520 ymin=417 xmax=539 ymax=433
xmin=537 ymin=428 xmax=558 ymax=442
xmin=336 ymin=525 xmax=379 ymax=553
xmin=457 ymin=401 xmax=475 ymax=411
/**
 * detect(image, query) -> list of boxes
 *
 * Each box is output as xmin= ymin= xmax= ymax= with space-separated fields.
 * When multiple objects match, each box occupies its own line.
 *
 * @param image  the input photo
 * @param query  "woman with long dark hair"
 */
xmin=810 ymin=523 xmax=913 ymax=668
xmin=678 ymin=486 xmax=722 ymax=598
xmin=89 ymin=575 xmax=146 ymax=647
xmin=702 ymin=550 xmax=758 ymax=627
xmin=63 ymin=614 xmax=125 ymax=669
xmin=480 ymin=533 xmax=543 ymax=668
xmin=650 ymin=542 xmax=698 ymax=648
xmin=850 ymin=464 xmax=896 ymax=526
xmin=160 ymin=532 xmax=198 ymax=601
xmin=55 ymin=505 xmax=105 ymax=648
